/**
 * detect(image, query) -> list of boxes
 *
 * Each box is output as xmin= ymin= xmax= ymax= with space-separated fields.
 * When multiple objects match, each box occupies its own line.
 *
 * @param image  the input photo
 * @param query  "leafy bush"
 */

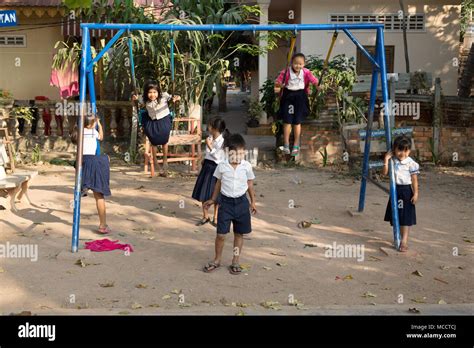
xmin=305 ymin=54 xmax=368 ymax=124
xmin=259 ymin=79 xmax=279 ymax=118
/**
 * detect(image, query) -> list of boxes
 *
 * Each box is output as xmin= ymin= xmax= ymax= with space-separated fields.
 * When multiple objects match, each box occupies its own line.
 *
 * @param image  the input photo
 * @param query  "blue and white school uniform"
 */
xmin=141 ymin=92 xmax=172 ymax=146
xmin=213 ymin=159 xmax=255 ymax=234
xmin=81 ymin=128 xmax=111 ymax=196
xmin=384 ymin=157 xmax=419 ymax=226
xmin=192 ymin=134 xmax=225 ymax=202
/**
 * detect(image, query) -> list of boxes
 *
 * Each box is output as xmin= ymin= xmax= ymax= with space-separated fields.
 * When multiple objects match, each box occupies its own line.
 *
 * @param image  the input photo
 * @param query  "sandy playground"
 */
xmin=0 ymin=160 xmax=473 ymax=315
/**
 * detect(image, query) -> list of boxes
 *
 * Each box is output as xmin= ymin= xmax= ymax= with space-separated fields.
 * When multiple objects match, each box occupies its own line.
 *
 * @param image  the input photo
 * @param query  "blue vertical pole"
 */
xmin=87 ymin=48 xmax=99 ymax=155
xmin=358 ymin=35 xmax=380 ymax=212
xmin=170 ymin=34 xmax=175 ymax=119
xmin=71 ymin=27 xmax=90 ymax=253
xmin=377 ymin=27 xmax=401 ymax=250
xmin=170 ymin=36 xmax=175 ymax=84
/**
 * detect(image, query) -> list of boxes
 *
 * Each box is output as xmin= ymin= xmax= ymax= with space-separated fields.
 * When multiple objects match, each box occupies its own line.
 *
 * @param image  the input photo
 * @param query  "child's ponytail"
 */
xmin=222 ymin=128 xmax=231 ymax=143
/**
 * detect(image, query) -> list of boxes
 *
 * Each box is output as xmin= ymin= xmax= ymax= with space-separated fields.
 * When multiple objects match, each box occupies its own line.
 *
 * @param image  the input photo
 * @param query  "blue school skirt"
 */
xmin=384 ymin=185 xmax=416 ymax=226
xmin=192 ymin=159 xmax=218 ymax=202
xmin=278 ymin=88 xmax=310 ymax=125
xmin=142 ymin=112 xmax=172 ymax=146
xmin=82 ymin=154 xmax=111 ymax=196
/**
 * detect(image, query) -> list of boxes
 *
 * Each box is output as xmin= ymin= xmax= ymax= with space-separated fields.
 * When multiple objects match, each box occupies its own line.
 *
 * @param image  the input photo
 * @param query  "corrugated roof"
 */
xmin=1 ymin=0 xmax=165 ymax=7
xmin=1 ymin=0 xmax=63 ymax=5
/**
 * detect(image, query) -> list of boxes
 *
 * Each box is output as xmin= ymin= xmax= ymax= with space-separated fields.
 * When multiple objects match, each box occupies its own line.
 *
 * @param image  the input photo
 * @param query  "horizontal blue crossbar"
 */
xmin=81 ymin=23 xmax=385 ymax=31
xmin=359 ymin=127 xmax=413 ymax=139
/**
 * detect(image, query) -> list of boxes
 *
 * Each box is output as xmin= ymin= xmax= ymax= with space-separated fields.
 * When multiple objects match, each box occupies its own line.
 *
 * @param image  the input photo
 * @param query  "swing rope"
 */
xmin=320 ymin=30 xmax=339 ymax=85
xmin=278 ymin=34 xmax=297 ymax=97
xmin=310 ymin=31 xmax=338 ymax=111
xmin=170 ymin=33 xmax=179 ymax=132
xmin=127 ymin=30 xmax=140 ymax=158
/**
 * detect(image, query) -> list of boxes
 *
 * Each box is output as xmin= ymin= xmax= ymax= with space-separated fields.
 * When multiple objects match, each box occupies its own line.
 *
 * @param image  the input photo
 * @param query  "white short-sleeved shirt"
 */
xmin=213 ymin=159 xmax=256 ymax=198
xmin=146 ymin=92 xmax=172 ymax=120
xmin=286 ymin=68 xmax=305 ymax=91
xmin=204 ymin=134 xmax=225 ymax=164
xmin=393 ymin=157 xmax=420 ymax=185
xmin=83 ymin=128 xmax=99 ymax=155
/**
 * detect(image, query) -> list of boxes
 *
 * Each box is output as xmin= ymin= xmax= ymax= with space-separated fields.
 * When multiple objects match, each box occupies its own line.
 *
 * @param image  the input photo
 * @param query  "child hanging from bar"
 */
xmin=274 ymin=53 xmax=320 ymax=157
xmin=71 ymin=115 xmax=112 ymax=234
xmin=132 ymin=80 xmax=180 ymax=177
xmin=192 ymin=116 xmax=229 ymax=226
xmin=383 ymin=135 xmax=420 ymax=252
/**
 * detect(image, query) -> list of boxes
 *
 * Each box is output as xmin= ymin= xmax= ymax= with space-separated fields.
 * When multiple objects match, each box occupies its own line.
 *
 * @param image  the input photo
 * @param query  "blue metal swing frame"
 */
xmin=71 ymin=22 xmax=400 ymax=252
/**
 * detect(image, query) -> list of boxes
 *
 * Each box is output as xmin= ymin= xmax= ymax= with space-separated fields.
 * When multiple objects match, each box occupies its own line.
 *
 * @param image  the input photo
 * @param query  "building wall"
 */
xmin=0 ymin=15 xmax=64 ymax=100
xmin=290 ymin=0 xmax=462 ymax=95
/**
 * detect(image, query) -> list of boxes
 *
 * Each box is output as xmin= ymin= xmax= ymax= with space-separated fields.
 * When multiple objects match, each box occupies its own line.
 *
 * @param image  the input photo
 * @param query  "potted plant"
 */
xmin=247 ymin=98 xmax=262 ymax=128
xmin=12 ymin=107 xmax=34 ymax=124
xmin=259 ymin=79 xmax=279 ymax=121
xmin=0 ymin=89 xmax=14 ymax=127
xmin=0 ymin=89 xmax=14 ymax=107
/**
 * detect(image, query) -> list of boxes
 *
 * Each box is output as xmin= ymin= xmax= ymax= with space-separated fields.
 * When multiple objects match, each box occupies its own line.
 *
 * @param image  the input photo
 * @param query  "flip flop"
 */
xmin=196 ymin=218 xmax=210 ymax=226
xmin=203 ymin=261 xmax=220 ymax=273
xmin=228 ymin=263 xmax=242 ymax=275
xmin=97 ymin=225 xmax=111 ymax=234
xmin=399 ymin=244 xmax=408 ymax=252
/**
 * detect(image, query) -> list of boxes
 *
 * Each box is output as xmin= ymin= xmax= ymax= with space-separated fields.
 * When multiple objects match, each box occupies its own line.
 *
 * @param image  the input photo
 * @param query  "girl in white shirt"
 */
xmin=383 ymin=135 xmax=420 ymax=252
xmin=71 ymin=115 xmax=111 ymax=234
xmin=192 ymin=117 xmax=229 ymax=226
xmin=274 ymin=53 xmax=320 ymax=156
xmin=133 ymin=81 xmax=180 ymax=177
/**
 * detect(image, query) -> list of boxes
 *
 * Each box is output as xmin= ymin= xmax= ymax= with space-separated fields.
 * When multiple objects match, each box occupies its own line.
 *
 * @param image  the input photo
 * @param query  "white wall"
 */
xmin=296 ymin=0 xmax=461 ymax=95
xmin=0 ymin=15 xmax=64 ymax=100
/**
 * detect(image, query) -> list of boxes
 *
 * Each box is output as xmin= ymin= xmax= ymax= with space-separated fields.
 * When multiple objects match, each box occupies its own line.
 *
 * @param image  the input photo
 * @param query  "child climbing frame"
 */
xmin=72 ymin=23 xmax=400 ymax=252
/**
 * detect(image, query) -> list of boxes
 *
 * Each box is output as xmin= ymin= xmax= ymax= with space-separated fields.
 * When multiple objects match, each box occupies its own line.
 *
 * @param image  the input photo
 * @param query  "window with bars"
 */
xmin=357 ymin=46 xmax=395 ymax=75
xmin=0 ymin=35 xmax=26 ymax=47
xmin=329 ymin=13 xmax=425 ymax=31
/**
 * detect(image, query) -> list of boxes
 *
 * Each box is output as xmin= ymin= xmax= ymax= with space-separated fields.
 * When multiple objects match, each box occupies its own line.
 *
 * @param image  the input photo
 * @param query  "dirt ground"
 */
xmin=0 ymin=161 xmax=473 ymax=315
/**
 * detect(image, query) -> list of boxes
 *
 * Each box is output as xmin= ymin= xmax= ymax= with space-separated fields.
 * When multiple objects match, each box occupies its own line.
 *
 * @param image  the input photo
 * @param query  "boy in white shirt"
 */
xmin=203 ymin=134 xmax=257 ymax=275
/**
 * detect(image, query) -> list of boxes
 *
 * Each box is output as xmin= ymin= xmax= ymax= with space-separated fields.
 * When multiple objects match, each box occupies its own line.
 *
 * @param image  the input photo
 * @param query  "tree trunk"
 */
xmin=399 ymin=0 xmax=410 ymax=73
xmin=458 ymin=43 xmax=474 ymax=98
xmin=239 ymin=70 xmax=247 ymax=92
xmin=218 ymin=79 xmax=227 ymax=113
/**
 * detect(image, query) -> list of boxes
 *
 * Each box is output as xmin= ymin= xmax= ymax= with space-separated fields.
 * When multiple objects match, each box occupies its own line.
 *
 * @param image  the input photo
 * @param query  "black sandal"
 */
xmin=228 ymin=263 xmax=242 ymax=275
xmin=210 ymin=219 xmax=218 ymax=227
xmin=203 ymin=261 xmax=220 ymax=273
xmin=196 ymin=218 xmax=210 ymax=226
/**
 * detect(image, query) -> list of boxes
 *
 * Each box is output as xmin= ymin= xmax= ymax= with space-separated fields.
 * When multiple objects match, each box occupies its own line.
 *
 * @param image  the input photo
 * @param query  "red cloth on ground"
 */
xmin=84 ymin=239 xmax=134 ymax=252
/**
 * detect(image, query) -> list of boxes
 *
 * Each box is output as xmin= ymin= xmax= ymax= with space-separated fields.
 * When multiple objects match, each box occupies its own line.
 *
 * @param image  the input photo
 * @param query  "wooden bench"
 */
xmin=144 ymin=117 xmax=202 ymax=176
xmin=352 ymin=72 xmax=433 ymax=93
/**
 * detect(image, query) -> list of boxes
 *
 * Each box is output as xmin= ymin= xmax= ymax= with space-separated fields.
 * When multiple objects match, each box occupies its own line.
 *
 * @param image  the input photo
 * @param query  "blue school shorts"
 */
xmin=217 ymin=194 xmax=252 ymax=235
